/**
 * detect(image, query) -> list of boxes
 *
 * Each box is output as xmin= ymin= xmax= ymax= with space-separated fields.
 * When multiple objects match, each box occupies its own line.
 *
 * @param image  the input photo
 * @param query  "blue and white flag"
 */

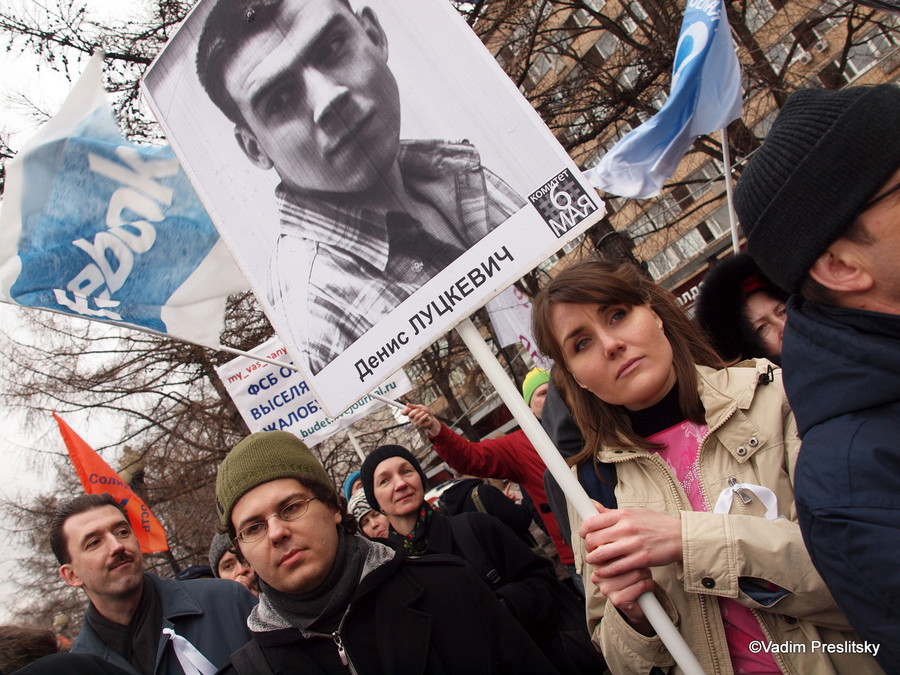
xmin=0 ymin=52 xmax=248 ymax=346
xmin=585 ymin=0 xmax=742 ymax=199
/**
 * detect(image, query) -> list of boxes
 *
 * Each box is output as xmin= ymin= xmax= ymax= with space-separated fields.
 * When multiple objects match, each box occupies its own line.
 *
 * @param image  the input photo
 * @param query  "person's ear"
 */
xmin=333 ymin=508 xmax=343 ymax=526
xmin=234 ymin=125 xmax=274 ymax=171
xmin=357 ymin=7 xmax=389 ymax=60
xmin=59 ymin=564 xmax=84 ymax=589
xmin=809 ymin=239 xmax=874 ymax=294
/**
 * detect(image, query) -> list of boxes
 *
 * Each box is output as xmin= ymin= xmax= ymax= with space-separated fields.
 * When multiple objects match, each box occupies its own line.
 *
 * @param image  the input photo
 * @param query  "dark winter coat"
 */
xmin=71 ymin=574 xmax=256 ymax=675
xmin=438 ymin=477 xmax=536 ymax=546
xmin=219 ymin=550 xmax=557 ymax=675
xmin=540 ymin=379 xmax=617 ymax=546
xmin=424 ymin=511 xmax=558 ymax=634
xmin=421 ymin=511 xmax=605 ymax=674
xmin=784 ymin=296 xmax=900 ymax=673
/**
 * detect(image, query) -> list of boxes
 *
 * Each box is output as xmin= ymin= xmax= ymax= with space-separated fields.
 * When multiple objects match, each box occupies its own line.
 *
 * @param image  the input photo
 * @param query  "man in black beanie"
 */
xmin=735 ymin=83 xmax=900 ymax=669
xmin=213 ymin=430 xmax=556 ymax=674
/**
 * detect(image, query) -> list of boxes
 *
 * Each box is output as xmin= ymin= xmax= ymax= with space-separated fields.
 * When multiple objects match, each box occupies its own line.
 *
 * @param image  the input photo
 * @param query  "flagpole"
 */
xmin=454 ymin=318 xmax=706 ymax=675
xmin=720 ymin=128 xmax=741 ymax=255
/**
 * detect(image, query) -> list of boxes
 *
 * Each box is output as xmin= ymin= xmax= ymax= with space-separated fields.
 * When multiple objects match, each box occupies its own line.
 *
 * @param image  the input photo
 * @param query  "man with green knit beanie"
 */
xmin=214 ymin=430 xmax=556 ymax=674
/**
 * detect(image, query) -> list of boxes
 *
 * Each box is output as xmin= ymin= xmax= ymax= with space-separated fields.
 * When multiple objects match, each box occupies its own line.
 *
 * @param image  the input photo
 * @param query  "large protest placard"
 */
xmin=216 ymin=336 xmax=412 ymax=446
xmin=142 ymin=0 xmax=605 ymax=414
xmin=0 ymin=52 xmax=247 ymax=347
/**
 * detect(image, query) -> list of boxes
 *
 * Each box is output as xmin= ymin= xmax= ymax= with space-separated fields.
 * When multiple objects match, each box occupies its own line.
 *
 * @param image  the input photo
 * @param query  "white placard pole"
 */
xmin=455 ymin=317 xmax=706 ymax=675
xmin=346 ymin=429 xmax=367 ymax=463
xmin=215 ymin=344 xmax=300 ymax=371
xmin=369 ymin=393 xmax=407 ymax=410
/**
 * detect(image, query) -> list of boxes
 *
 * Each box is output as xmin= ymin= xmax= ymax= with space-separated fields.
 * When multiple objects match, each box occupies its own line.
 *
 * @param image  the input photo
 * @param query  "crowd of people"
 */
xmin=3 ymin=82 xmax=897 ymax=675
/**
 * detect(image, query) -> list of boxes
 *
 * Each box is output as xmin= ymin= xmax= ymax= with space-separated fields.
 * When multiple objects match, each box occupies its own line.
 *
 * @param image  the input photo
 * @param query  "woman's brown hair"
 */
xmin=532 ymin=260 xmax=724 ymax=463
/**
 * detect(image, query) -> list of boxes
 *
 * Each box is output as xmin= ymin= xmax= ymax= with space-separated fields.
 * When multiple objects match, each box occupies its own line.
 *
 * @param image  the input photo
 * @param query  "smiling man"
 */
xmin=51 ymin=493 xmax=255 ymax=675
xmin=196 ymin=0 xmax=523 ymax=374
xmin=213 ymin=430 xmax=556 ymax=674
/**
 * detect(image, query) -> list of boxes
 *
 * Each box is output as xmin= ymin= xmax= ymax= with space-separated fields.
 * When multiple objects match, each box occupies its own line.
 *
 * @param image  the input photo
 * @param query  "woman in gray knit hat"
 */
xmin=208 ymin=532 xmax=260 ymax=596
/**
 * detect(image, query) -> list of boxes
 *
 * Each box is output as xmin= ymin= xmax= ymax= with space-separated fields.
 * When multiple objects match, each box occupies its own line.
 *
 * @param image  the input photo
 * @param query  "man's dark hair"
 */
xmin=50 ymin=493 xmax=129 ymax=565
xmin=196 ymin=0 xmax=353 ymax=125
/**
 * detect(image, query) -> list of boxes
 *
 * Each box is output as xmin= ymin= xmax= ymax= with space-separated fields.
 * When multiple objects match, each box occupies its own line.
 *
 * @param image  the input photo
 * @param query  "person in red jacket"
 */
xmin=404 ymin=368 xmax=581 ymax=592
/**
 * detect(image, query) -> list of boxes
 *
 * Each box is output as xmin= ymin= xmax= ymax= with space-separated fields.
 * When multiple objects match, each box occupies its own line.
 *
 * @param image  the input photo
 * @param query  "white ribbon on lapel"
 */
xmin=713 ymin=483 xmax=779 ymax=520
xmin=162 ymin=627 xmax=217 ymax=675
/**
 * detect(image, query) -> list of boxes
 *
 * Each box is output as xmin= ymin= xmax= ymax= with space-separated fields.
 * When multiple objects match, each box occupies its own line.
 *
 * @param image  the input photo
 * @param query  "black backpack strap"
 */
xmin=448 ymin=513 xmax=503 ymax=590
xmin=229 ymin=640 xmax=274 ymax=675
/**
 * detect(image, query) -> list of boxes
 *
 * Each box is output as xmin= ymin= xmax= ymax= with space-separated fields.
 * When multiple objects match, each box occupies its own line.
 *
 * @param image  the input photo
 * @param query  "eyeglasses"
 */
xmin=862 ymin=182 xmax=900 ymax=212
xmin=235 ymin=497 xmax=319 ymax=543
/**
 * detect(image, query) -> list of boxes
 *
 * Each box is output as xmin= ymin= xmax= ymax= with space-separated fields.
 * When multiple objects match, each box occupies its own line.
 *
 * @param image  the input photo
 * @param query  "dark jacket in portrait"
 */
xmin=784 ymin=296 xmax=900 ymax=672
xmin=71 ymin=574 xmax=256 ymax=675
xmin=220 ymin=543 xmax=556 ymax=674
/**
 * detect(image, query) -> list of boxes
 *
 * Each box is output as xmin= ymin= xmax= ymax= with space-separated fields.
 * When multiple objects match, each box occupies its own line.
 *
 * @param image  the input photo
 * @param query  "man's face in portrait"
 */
xmin=223 ymin=0 xmax=402 ymax=197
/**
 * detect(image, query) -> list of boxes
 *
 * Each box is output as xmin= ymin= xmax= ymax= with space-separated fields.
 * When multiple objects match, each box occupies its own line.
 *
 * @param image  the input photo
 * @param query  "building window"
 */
xmin=571 ymin=8 xmax=594 ymax=27
xmin=846 ymin=30 xmax=896 ymax=81
xmin=647 ymin=247 xmax=681 ymax=279
xmin=752 ymin=108 xmax=778 ymax=137
xmin=765 ymin=41 xmax=791 ymax=72
xmin=705 ymin=203 xmax=733 ymax=237
xmin=674 ymin=229 xmax=707 ymax=259
xmin=564 ymin=113 xmax=593 ymax=143
xmin=696 ymin=221 xmax=716 ymax=244
xmin=619 ymin=1 xmax=648 ymax=34
xmin=817 ymin=61 xmax=846 ymax=88
xmin=524 ymin=53 xmax=554 ymax=90
xmin=625 ymin=195 xmax=679 ymax=241
xmin=792 ymin=22 xmax=822 ymax=50
xmin=646 ymin=229 xmax=708 ymax=279
xmin=810 ymin=0 xmax=845 ymax=34
xmin=604 ymin=194 xmax=627 ymax=212
xmin=584 ymin=32 xmax=618 ymax=68
xmin=670 ymin=183 xmax=695 ymax=210
xmin=746 ymin=0 xmax=777 ymax=32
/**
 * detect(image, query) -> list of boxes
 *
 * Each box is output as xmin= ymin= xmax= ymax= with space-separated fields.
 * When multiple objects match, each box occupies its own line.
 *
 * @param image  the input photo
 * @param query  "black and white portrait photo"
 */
xmin=143 ymin=0 xmax=603 ymax=414
xmin=195 ymin=0 xmax=525 ymax=374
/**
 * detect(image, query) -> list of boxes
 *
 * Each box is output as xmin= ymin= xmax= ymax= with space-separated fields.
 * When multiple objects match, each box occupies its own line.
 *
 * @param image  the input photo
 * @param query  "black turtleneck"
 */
xmin=86 ymin=574 xmax=161 ymax=675
xmin=624 ymin=382 xmax=686 ymax=439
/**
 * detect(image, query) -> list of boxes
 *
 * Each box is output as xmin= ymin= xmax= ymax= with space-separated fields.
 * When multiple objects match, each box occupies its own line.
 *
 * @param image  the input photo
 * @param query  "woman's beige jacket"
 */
xmin=571 ymin=361 xmax=883 ymax=674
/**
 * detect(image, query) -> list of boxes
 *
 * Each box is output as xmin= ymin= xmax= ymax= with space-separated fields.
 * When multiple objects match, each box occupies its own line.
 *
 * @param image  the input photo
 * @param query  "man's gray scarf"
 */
xmin=249 ymin=531 xmax=395 ymax=634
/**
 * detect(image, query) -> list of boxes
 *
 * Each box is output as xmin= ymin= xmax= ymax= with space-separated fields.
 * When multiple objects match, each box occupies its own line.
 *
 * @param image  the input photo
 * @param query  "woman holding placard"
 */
xmin=531 ymin=260 xmax=878 ymax=675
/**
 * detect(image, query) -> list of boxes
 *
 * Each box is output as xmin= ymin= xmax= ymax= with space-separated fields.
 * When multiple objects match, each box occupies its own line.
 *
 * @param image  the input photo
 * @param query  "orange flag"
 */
xmin=53 ymin=412 xmax=169 ymax=553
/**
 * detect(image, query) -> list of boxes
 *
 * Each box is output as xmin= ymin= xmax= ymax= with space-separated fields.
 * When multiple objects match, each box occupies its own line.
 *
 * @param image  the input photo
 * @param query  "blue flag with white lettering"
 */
xmin=0 ymin=52 xmax=248 ymax=346
xmin=584 ymin=0 xmax=742 ymax=199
